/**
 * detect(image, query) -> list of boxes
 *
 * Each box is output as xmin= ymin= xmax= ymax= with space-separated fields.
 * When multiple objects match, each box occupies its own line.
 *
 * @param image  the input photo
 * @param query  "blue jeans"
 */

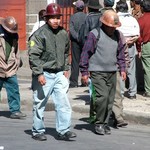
xmin=0 ymin=75 xmax=21 ymax=113
xmin=32 ymin=71 xmax=72 ymax=136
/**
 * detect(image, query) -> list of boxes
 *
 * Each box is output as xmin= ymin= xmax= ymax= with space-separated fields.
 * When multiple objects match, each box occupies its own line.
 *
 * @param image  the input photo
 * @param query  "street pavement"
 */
xmin=0 ymin=65 xmax=150 ymax=125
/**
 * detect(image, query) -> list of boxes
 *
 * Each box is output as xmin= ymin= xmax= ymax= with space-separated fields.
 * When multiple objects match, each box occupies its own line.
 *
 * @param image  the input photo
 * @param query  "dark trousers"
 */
xmin=69 ymin=41 xmax=82 ymax=86
xmin=90 ymin=71 xmax=117 ymax=124
xmin=0 ymin=75 xmax=21 ymax=113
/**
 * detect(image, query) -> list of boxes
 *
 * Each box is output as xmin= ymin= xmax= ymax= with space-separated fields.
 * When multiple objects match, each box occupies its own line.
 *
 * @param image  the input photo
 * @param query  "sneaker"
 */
xmin=128 ymin=95 xmax=136 ymax=99
xmin=32 ymin=133 xmax=47 ymax=141
xmin=95 ymin=124 xmax=105 ymax=135
xmin=143 ymin=92 xmax=150 ymax=98
xmin=10 ymin=112 xmax=26 ymax=119
xmin=57 ymin=131 xmax=77 ymax=141
xmin=104 ymin=125 xmax=111 ymax=135
xmin=69 ymin=84 xmax=78 ymax=88
xmin=117 ymin=120 xmax=128 ymax=127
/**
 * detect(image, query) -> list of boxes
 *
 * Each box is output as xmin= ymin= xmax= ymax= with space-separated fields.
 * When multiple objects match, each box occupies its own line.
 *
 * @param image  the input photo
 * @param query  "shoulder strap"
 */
xmin=91 ymin=27 xmax=101 ymax=49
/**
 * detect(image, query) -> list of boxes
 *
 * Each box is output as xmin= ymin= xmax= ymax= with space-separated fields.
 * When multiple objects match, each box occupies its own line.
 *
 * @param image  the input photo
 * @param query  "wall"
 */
xmin=0 ymin=0 xmax=26 ymax=50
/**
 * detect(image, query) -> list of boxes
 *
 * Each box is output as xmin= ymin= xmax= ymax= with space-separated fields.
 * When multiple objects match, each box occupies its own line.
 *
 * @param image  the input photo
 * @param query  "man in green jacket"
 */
xmin=28 ymin=3 xmax=76 ymax=141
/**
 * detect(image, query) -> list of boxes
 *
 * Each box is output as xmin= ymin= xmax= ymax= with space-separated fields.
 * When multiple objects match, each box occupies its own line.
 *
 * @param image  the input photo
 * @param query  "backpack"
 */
xmin=78 ymin=12 xmax=102 ymax=47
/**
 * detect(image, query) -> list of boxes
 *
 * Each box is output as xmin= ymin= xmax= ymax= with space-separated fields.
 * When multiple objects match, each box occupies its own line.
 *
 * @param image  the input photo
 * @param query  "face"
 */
xmin=130 ymin=1 xmax=135 ymax=8
xmin=47 ymin=15 xmax=61 ymax=29
xmin=103 ymin=25 xmax=116 ymax=36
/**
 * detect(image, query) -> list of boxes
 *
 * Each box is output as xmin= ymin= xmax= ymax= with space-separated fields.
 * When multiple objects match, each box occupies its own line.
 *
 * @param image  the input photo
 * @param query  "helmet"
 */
xmin=100 ymin=10 xmax=121 ymax=28
xmin=44 ymin=3 xmax=62 ymax=16
xmin=1 ymin=16 xmax=18 ymax=33
xmin=85 ymin=0 xmax=102 ymax=9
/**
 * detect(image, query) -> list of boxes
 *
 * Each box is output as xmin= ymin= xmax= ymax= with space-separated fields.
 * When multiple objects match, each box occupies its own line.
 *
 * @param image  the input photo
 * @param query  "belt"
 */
xmin=44 ymin=69 xmax=61 ymax=74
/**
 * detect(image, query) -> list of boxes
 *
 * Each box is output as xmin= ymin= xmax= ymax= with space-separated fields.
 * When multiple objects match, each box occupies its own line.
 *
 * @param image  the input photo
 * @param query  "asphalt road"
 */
xmin=0 ymin=111 xmax=150 ymax=150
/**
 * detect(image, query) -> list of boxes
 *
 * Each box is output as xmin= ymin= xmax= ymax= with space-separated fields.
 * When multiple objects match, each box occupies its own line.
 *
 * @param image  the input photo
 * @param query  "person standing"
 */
xmin=79 ymin=10 xmax=126 ymax=135
xmin=130 ymin=0 xmax=143 ymax=20
xmin=116 ymin=0 xmax=140 ymax=99
xmin=77 ymin=0 xmax=103 ymax=121
xmin=78 ymin=0 xmax=103 ymax=47
xmin=28 ymin=3 xmax=77 ymax=141
xmin=136 ymin=0 xmax=150 ymax=97
xmin=30 ymin=9 xmax=46 ymax=36
xmin=69 ymin=0 xmax=86 ymax=88
xmin=0 ymin=17 xmax=26 ymax=119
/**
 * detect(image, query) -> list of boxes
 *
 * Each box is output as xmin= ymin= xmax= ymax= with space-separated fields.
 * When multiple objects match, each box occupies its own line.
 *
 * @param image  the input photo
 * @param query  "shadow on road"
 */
xmin=0 ymin=111 xmax=11 ymax=118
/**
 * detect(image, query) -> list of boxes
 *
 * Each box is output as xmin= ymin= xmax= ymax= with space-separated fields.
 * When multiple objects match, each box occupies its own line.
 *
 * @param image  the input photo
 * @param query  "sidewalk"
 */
xmin=0 ymin=66 xmax=150 ymax=125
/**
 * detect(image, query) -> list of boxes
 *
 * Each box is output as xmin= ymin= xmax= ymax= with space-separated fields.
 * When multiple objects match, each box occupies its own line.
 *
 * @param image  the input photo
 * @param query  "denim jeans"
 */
xmin=32 ymin=71 xmax=72 ymax=136
xmin=0 ymin=75 xmax=21 ymax=113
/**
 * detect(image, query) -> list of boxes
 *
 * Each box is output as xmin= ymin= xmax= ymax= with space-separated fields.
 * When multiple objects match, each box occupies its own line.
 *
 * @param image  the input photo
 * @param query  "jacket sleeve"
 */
xmin=28 ymin=34 xmax=44 ymax=76
xmin=64 ymin=31 xmax=70 ymax=71
xmin=69 ymin=15 xmax=78 ymax=40
xmin=14 ymin=36 xmax=21 ymax=69
xmin=117 ymin=30 xmax=127 ymax=72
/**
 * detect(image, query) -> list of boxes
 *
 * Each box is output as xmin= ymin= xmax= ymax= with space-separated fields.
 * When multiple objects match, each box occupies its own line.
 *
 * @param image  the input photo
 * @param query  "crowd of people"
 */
xmin=0 ymin=0 xmax=150 ymax=142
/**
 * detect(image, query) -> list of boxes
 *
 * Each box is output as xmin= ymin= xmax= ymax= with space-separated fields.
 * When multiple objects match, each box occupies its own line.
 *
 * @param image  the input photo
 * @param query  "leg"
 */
xmin=32 ymin=72 xmax=51 ymax=136
xmin=142 ymin=42 xmax=150 ymax=95
xmin=5 ymin=75 xmax=21 ymax=113
xmin=52 ymin=72 xmax=71 ymax=134
xmin=0 ymin=78 xmax=4 ymax=101
xmin=113 ymin=72 xmax=124 ymax=121
xmin=128 ymin=54 xmax=137 ymax=98
xmin=52 ymin=72 xmax=76 ymax=140
xmin=69 ymin=41 xmax=81 ymax=87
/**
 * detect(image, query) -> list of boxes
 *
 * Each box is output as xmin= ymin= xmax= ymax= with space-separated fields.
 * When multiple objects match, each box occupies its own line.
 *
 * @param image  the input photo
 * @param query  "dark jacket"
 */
xmin=28 ymin=24 xmax=70 ymax=76
xmin=78 ymin=11 xmax=102 ymax=46
xmin=69 ymin=11 xmax=86 ymax=42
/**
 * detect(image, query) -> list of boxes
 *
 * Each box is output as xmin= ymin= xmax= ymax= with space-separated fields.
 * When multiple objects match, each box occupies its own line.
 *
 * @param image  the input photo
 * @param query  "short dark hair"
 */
xmin=104 ymin=0 xmax=115 ymax=7
xmin=39 ymin=9 xmax=46 ymax=21
xmin=116 ymin=0 xmax=128 ymax=13
xmin=141 ymin=0 xmax=150 ymax=12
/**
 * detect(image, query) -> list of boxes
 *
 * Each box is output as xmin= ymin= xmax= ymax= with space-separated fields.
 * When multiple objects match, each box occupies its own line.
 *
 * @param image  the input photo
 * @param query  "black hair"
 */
xmin=38 ymin=9 xmax=46 ymax=21
xmin=116 ymin=0 xmax=128 ymax=13
xmin=76 ymin=6 xmax=84 ymax=11
xmin=142 ymin=0 xmax=150 ymax=12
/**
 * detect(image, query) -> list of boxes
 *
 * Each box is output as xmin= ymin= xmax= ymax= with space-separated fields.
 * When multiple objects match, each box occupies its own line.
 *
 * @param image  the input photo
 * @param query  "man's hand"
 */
xmin=63 ymin=71 xmax=69 ymax=78
xmin=81 ymin=75 xmax=89 ymax=86
xmin=126 ymin=36 xmax=139 ymax=46
xmin=138 ymin=51 xmax=142 ymax=58
xmin=38 ymin=74 xmax=46 ymax=85
xmin=121 ymin=71 xmax=126 ymax=81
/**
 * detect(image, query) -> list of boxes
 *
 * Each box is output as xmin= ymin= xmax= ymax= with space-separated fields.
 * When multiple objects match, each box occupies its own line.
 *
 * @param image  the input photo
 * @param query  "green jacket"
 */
xmin=28 ymin=24 xmax=70 ymax=76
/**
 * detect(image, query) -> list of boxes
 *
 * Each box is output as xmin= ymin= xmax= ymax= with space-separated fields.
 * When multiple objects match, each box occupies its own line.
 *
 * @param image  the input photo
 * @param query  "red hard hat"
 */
xmin=44 ymin=3 xmax=62 ymax=16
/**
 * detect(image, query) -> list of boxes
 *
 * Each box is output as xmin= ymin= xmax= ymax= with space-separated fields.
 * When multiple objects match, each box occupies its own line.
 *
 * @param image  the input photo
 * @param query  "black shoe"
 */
xmin=80 ymin=84 xmax=87 ymax=87
xmin=143 ymin=92 xmax=150 ymax=98
xmin=32 ymin=133 xmax=47 ymax=141
xmin=104 ymin=125 xmax=111 ymax=135
xmin=117 ymin=120 xmax=128 ymax=127
xmin=10 ymin=112 xmax=26 ymax=119
xmin=128 ymin=95 xmax=136 ymax=99
xmin=69 ymin=84 xmax=78 ymax=88
xmin=95 ymin=124 xmax=105 ymax=135
xmin=57 ymin=131 xmax=77 ymax=141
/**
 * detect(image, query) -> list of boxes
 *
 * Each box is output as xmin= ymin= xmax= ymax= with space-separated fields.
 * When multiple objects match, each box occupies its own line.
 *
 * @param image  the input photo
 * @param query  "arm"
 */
xmin=64 ymin=31 xmax=70 ymax=78
xmin=79 ymin=32 xmax=97 ymax=84
xmin=117 ymin=31 xmax=127 ymax=81
xmin=69 ymin=15 xmax=78 ymax=40
xmin=28 ymin=34 xmax=44 ymax=76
